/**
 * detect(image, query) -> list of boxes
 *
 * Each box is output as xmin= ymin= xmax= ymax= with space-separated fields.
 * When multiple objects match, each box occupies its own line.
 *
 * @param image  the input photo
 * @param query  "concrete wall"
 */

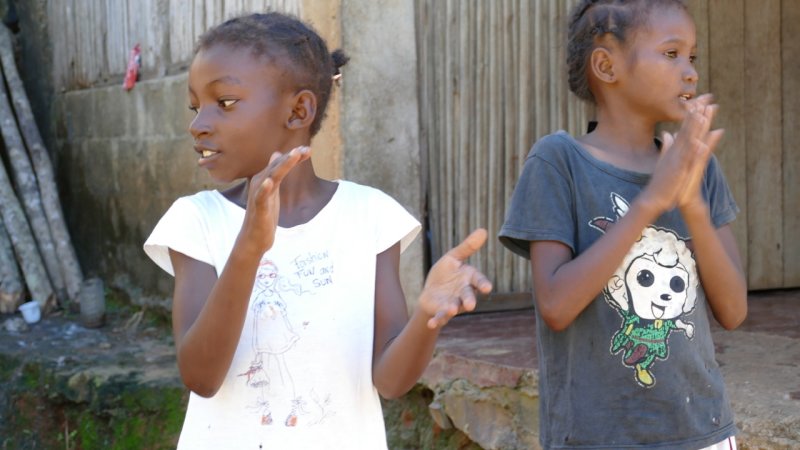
xmin=340 ymin=0 xmax=424 ymax=305
xmin=8 ymin=1 xmax=424 ymax=309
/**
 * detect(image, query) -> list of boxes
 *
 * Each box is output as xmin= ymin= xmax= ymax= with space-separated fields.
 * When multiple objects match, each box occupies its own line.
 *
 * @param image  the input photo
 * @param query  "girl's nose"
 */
xmin=189 ymin=109 xmax=212 ymax=138
xmin=683 ymin=64 xmax=698 ymax=84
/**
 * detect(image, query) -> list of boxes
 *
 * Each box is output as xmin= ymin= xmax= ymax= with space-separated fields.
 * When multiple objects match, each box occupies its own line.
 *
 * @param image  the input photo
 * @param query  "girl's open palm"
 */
xmin=242 ymin=146 xmax=311 ymax=254
xmin=420 ymin=228 xmax=493 ymax=329
xmin=645 ymin=101 xmax=712 ymax=213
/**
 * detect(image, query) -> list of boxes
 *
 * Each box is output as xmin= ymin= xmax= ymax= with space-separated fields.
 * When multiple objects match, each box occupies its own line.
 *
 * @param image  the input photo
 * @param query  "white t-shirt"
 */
xmin=144 ymin=180 xmax=420 ymax=449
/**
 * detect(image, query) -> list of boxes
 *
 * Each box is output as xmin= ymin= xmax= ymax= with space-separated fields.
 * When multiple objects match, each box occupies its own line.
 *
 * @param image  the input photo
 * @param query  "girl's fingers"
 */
xmin=660 ymin=131 xmax=675 ymax=153
xmin=427 ymin=305 xmax=458 ymax=329
xmin=445 ymin=228 xmax=488 ymax=262
xmin=471 ymin=269 xmax=492 ymax=293
xmin=460 ymin=286 xmax=477 ymax=312
xmin=704 ymin=104 xmax=719 ymax=124
xmin=268 ymin=146 xmax=311 ymax=187
xmin=691 ymin=93 xmax=714 ymax=109
xmin=705 ymin=129 xmax=725 ymax=154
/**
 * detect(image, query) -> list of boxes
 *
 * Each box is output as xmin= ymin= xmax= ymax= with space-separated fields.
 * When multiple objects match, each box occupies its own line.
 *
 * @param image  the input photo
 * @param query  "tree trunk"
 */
xmin=0 ymin=152 xmax=54 ymax=312
xmin=0 ymin=25 xmax=83 ymax=304
xmin=0 ymin=219 xmax=24 ymax=313
xmin=0 ymin=32 xmax=67 ymax=305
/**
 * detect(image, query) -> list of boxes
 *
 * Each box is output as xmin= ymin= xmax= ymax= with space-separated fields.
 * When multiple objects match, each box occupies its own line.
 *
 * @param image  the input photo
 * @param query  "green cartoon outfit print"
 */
xmin=591 ymin=193 xmax=697 ymax=388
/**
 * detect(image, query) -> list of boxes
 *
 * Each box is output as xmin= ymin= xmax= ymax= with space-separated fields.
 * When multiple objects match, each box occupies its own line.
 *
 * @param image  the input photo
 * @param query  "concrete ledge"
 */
xmin=1 ymin=290 xmax=797 ymax=449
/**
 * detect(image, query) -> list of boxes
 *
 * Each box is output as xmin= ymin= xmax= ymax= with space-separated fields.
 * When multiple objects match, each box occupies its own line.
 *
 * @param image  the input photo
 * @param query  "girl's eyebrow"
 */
xmin=209 ymin=75 xmax=243 ymax=86
xmin=188 ymin=75 xmax=243 ymax=96
xmin=659 ymin=36 xmax=695 ymax=47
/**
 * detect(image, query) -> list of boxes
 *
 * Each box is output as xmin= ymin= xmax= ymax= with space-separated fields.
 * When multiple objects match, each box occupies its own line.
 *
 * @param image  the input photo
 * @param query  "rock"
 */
xmin=2 ymin=317 xmax=27 ymax=333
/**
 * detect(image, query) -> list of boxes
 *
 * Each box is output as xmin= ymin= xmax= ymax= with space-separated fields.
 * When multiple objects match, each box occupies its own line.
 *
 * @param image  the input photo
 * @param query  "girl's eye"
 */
xmin=664 ymin=50 xmax=678 ymax=59
xmin=188 ymin=105 xmax=198 ymax=114
xmin=219 ymin=99 xmax=238 ymax=108
xmin=689 ymin=55 xmax=697 ymax=64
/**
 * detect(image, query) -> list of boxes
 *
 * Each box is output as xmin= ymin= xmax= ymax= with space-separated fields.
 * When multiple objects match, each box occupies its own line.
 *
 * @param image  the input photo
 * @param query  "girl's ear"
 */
xmin=286 ymin=90 xmax=317 ymax=130
xmin=589 ymin=47 xmax=617 ymax=84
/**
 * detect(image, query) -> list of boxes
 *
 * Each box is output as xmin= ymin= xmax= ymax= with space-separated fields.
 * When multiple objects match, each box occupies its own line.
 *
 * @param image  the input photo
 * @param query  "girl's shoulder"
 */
xmin=178 ymin=189 xmax=240 ymax=212
xmin=529 ymin=130 xmax=580 ymax=157
xmin=332 ymin=179 xmax=403 ymax=209
xmin=524 ymin=130 xmax=585 ymax=168
xmin=164 ymin=189 xmax=243 ymax=227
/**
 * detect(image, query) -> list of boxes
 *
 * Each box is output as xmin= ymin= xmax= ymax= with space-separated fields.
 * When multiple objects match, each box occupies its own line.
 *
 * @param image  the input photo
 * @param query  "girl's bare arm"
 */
xmin=169 ymin=147 xmax=310 ymax=397
xmin=372 ymin=230 xmax=491 ymax=399
xmin=530 ymin=196 xmax=663 ymax=331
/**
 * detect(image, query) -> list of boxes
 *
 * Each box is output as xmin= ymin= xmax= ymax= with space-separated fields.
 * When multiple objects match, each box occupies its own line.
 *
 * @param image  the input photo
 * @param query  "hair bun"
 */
xmin=331 ymin=49 xmax=349 ymax=74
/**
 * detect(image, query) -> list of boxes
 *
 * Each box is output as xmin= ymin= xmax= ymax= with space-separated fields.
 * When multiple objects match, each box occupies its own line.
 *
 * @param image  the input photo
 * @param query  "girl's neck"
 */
xmin=576 ymin=107 xmax=662 ymax=174
xmin=589 ymin=105 xmax=659 ymax=152
xmin=250 ymin=159 xmax=338 ymax=228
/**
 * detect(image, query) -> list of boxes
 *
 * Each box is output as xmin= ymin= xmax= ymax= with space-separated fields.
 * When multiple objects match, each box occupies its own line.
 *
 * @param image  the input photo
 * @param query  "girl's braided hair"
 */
xmin=567 ymin=0 xmax=687 ymax=103
xmin=197 ymin=12 xmax=349 ymax=136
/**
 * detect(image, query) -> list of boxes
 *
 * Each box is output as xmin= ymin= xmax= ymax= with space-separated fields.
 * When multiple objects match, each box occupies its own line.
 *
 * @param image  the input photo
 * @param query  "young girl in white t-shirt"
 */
xmin=144 ymin=12 xmax=492 ymax=449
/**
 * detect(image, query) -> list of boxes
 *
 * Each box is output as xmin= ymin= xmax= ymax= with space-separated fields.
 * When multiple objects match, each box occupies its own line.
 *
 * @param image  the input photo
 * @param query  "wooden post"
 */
xmin=0 ymin=50 xmax=66 ymax=304
xmin=0 ymin=219 xmax=24 ymax=313
xmin=0 ymin=25 xmax=84 ymax=303
xmin=0 ymin=147 xmax=55 ymax=312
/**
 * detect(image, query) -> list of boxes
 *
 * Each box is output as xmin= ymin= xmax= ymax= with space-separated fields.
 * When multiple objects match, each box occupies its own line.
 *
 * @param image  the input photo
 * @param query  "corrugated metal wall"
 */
xmin=418 ymin=0 xmax=800 ymax=293
xmin=45 ymin=0 xmax=800 ymax=291
xmin=416 ymin=0 xmax=591 ymax=295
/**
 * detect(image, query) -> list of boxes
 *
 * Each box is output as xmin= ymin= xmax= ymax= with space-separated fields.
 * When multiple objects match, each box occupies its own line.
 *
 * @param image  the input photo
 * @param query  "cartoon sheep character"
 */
xmin=591 ymin=194 xmax=699 ymax=388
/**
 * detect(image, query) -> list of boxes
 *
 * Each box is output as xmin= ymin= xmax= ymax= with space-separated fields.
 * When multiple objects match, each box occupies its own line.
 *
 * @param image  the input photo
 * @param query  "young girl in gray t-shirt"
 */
xmin=500 ymin=1 xmax=745 ymax=449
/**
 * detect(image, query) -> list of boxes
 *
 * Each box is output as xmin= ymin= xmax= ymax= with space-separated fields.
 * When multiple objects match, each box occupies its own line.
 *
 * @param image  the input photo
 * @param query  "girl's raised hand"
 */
xmin=242 ymin=145 xmax=311 ymax=254
xmin=672 ymin=100 xmax=725 ymax=213
xmin=643 ymin=99 xmax=712 ymax=213
xmin=419 ymin=228 xmax=493 ymax=329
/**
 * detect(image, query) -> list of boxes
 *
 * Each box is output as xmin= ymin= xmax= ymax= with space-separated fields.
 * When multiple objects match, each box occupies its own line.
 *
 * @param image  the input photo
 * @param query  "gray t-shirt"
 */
xmin=499 ymin=131 xmax=739 ymax=450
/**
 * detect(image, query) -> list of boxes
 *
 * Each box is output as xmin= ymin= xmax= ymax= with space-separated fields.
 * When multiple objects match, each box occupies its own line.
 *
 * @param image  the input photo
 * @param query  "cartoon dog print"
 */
xmin=591 ymin=193 xmax=698 ymax=387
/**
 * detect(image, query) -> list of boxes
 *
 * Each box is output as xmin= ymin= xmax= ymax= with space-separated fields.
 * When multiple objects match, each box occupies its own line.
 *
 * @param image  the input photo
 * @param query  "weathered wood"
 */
xmin=49 ymin=0 xmax=301 ymax=91
xmin=744 ymin=0 xmax=783 ymax=289
xmin=782 ymin=0 xmax=800 ymax=286
xmin=0 ymin=148 xmax=54 ymax=312
xmin=708 ymin=0 xmax=748 ymax=280
xmin=0 ymin=219 xmax=24 ymax=313
xmin=0 ymin=45 xmax=66 ymax=305
xmin=0 ymin=25 xmax=84 ymax=303
xmin=686 ymin=0 xmax=710 ymax=94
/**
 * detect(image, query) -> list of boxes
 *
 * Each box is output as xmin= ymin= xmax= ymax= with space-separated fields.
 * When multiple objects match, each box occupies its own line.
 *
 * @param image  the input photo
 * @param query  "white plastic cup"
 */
xmin=18 ymin=301 xmax=41 ymax=324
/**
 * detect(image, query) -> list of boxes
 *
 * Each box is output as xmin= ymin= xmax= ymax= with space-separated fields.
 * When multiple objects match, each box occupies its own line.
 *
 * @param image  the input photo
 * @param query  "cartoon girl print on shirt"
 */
xmin=240 ymin=259 xmax=305 ymax=426
xmin=590 ymin=193 xmax=698 ymax=388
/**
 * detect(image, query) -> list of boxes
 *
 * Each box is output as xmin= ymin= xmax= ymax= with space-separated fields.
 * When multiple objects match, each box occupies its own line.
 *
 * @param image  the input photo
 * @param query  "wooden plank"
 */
xmin=708 ymin=0 xmax=748 ymax=282
xmin=457 ymin=1 xmax=469 ymax=246
xmin=686 ymin=0 xmax=710 ymax=94
xmin=169 ymin=0 xmax=194 ymax=66
xmin=432 ymin=0 xmax=446 ymax=262
xmin=500 ymin=0 xmax=515 ymax=289
xmin=744 ymin=0 xmax=783 ymax=289
xmin=444 ymin=0 xmax=455 ymax=252
xmin=476 ymin=1 xmax=490 ymax=273
xmin=515 ymin=0 xmax=532 ymax=290
xmin=782 ymin=0 xmax=800 ymax=287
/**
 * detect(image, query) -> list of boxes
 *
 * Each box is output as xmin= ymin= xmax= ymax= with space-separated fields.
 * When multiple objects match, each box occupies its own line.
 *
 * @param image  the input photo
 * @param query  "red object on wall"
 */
xmin=123 ymin=44 xmax=141 ymax=91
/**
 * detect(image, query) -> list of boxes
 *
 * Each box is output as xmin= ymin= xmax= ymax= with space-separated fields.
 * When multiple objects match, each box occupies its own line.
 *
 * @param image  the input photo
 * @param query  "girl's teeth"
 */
xmin=202 ymin=150 xmax=215 ymax=158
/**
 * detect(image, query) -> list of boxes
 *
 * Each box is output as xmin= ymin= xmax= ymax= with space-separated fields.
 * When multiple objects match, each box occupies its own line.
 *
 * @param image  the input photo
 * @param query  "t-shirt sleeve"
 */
xmin=498 ymin=137 xmax=576 ymax=259
xmin=704 ymin=154 xmax=740 ymax=228
xmin=143 ymin=197 xmax=214 ymax=276
xmin=370 ymin=189 xmax=421 ymax=255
